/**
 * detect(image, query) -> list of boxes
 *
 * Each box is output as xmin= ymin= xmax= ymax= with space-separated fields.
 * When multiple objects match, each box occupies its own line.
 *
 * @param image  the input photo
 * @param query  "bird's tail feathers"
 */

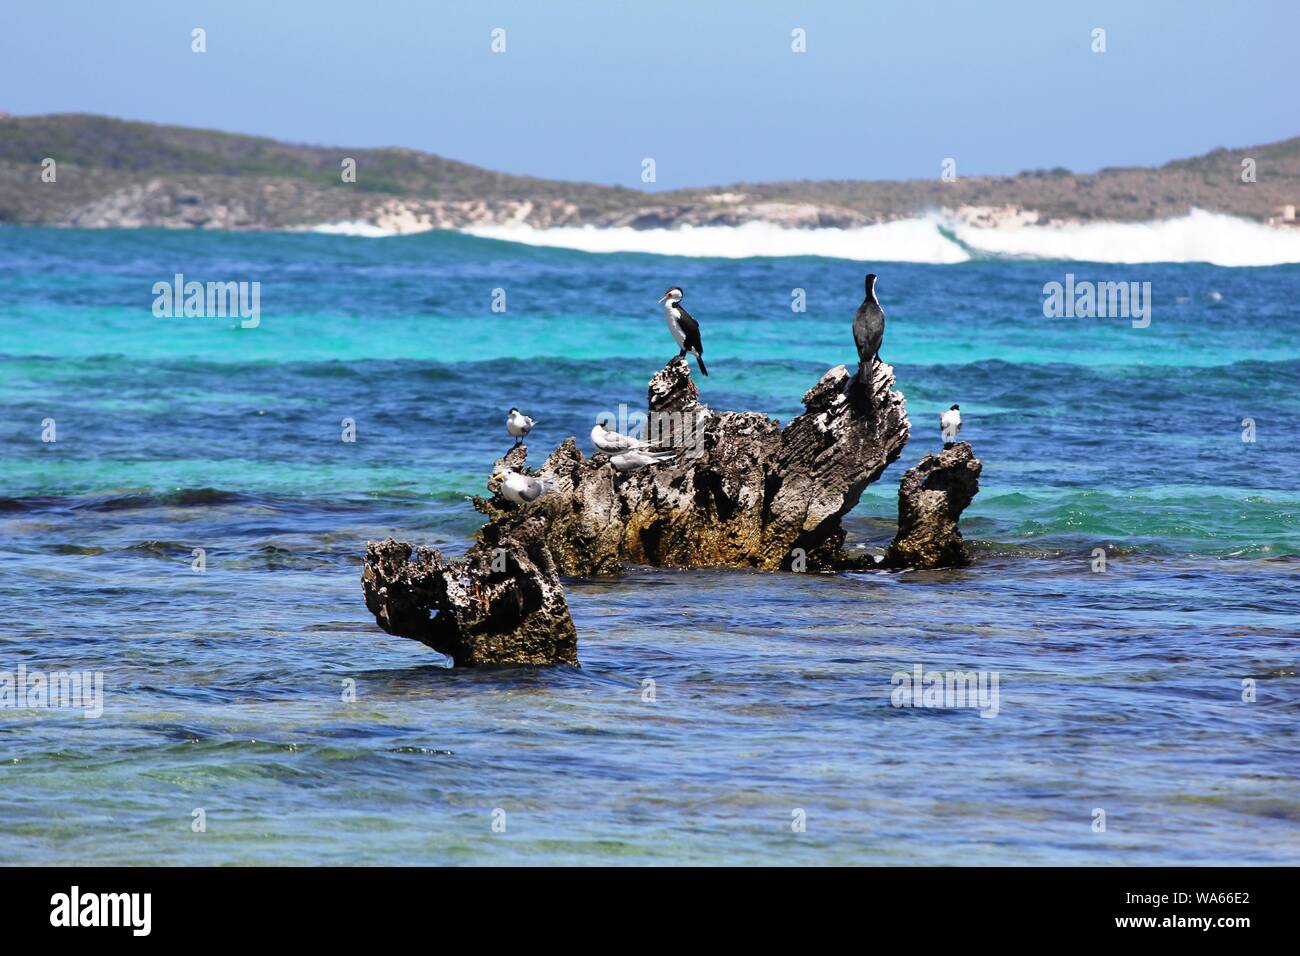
xmin=695 ymin=353 xmax=708 ymax=376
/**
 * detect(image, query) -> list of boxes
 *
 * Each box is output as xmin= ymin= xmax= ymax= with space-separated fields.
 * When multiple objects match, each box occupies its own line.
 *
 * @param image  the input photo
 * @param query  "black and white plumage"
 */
xmin=657 ymin=287 xmax=708 ymax=376
xmin=506 ymin=407 xmax=535 ymax=443
xmin=491 ymin=467 xmax=554 ymax=504
xmin=940 ymin=404 xmax=962 ymax=445
xmin=852 ymin=273 xmax=885 ymax=385
xmin=609 ymin=448 xmax=679 ymax=473
xmin=591 ymin=422 xmax=659 ymax=454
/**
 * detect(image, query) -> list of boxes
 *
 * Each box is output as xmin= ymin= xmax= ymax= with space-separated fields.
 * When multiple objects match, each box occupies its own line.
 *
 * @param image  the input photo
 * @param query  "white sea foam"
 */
xmin=951 ymin=209 xmax=1300 ymax=267
xmin=312 ymin=219 xmax=427 ymax=238
xmin=462 ymin=218 xmax=972 ymax=263
xmin=318 ymin=208 xmax=1300 ymax=266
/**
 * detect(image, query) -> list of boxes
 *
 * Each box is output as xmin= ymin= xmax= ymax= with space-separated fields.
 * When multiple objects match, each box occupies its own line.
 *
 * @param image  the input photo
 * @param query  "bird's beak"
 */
xmin=657 ymin=293 xmax=668 ymax=304
xmin=490 ymin=472 xmax=505 ymax=483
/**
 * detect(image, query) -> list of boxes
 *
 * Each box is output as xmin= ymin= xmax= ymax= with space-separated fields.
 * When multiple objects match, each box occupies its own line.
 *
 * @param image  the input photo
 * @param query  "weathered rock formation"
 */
xmin=361 ymin=515 xmax=577 ymax=667
xmin=475 ymin=356 xmax=910 ymax=574
xmin=882 ymin=442 xmax=983 ymax=570
xmin=361 ymin=353 xmax=983 ymax=666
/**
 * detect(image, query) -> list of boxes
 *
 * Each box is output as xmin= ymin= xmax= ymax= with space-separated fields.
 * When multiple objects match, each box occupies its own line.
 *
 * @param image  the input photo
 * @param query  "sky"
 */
xmin=1 ymin=0 xmax=1297 ymax=190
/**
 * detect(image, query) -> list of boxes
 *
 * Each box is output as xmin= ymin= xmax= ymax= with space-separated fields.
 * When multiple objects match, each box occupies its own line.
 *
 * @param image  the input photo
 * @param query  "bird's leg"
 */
xmin=677 ymin=349 xmax=687 ymax=358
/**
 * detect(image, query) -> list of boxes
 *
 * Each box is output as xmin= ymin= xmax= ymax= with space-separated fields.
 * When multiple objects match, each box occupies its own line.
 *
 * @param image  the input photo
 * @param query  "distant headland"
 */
xmin=1 ymin=112 xmax=1297 ymax=234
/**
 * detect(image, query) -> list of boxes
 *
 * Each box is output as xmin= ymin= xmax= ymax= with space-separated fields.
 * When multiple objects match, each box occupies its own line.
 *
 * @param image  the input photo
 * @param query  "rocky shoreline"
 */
xmin=29 ymin=175 xmax=1039 ymax=234
xmin=362 ymin=354 xmax=982 ymax=667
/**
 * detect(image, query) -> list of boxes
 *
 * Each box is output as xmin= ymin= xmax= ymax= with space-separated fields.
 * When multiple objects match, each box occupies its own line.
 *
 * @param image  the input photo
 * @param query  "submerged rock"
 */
xmin=361 ymin=516 xmax=578 ymax=667
xmin=881 ymin=441 xmax=983 ymax=570
xmin=476 ymin=355 xmax=910 ymax=573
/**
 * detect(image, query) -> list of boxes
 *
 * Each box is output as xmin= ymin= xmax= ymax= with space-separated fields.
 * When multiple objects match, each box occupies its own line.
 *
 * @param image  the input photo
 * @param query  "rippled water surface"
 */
xmin=1 ymin=228 xmax=1297 ymax=864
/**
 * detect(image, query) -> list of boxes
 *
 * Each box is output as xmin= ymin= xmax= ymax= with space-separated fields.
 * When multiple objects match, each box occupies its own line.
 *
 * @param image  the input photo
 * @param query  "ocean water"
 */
xmin=1 ymin=225 xmax=1298 ymax=865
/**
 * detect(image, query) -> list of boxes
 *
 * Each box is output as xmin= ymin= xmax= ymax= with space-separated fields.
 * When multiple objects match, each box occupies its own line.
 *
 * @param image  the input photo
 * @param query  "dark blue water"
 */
xmin=1 ymin=227 xmax=1297 ymax=864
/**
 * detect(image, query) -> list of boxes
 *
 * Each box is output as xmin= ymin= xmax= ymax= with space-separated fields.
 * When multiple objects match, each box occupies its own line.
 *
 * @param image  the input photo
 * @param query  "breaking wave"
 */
xmin=311 ymin=220 xmax=402 ymax=238
xmin=454 ymin=209 xmax=1300 ymax=267
xmin=464 ymin=216 xmax=970 ymax=263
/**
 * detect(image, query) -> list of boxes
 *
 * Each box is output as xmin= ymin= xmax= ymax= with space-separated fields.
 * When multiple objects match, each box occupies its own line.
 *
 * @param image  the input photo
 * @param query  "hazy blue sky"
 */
xmin=2 ymin=0 xmax=1296 ymax=189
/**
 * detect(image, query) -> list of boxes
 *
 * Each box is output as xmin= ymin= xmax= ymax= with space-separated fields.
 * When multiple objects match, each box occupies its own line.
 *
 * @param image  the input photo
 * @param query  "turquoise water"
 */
xmin=1 ymin=226 xmax=1298 ymax=864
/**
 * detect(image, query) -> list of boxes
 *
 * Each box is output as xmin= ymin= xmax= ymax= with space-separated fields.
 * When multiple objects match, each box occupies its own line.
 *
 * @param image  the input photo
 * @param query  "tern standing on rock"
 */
xmin=591 ymin=422 xmax=658 ymax=454
xmin=506 ymin=408 xmax=536 ymax=444
xmin=609 ymin=448 xmax=679 ymax=473
xmin=853 ymin=273 xmax=885 ymax=386
xmin=940 ymin=404 xmax=962 ymax=446
xmin=657 ymin=287 xmax=709 ymax=376
xmin=491 ymin=468 xmax=554 ymax=505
